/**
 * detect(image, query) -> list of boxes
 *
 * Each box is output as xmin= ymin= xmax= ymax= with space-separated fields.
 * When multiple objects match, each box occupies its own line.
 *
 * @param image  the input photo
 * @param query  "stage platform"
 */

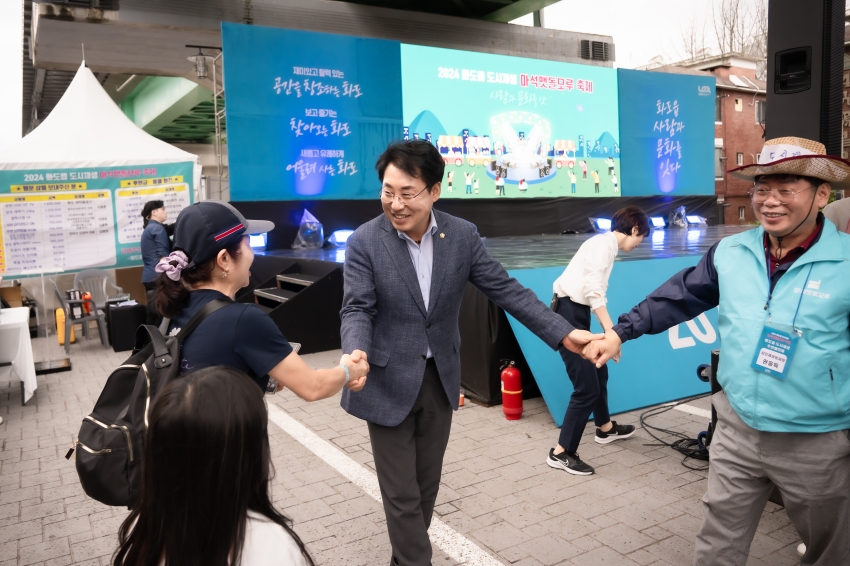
xmin=257 ymin=225 xmax=750 ymax=424
xmin=258 ymin=225 xmax=751 ymax=269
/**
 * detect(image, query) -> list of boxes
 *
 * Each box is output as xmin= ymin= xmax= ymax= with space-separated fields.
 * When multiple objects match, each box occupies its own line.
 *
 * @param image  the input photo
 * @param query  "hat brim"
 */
xmin=728 ymin=155 xmax=850 ymax=189
xmin=244 ymin=218 xmax=275 ymax=235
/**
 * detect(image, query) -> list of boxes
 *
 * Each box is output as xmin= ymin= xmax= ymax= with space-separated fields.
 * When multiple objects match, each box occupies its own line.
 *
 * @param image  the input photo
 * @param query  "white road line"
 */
xmin=265 ymin=402 xmax=505 ymax=566
xmin=671 ymin=403 xmax=712 ymax=420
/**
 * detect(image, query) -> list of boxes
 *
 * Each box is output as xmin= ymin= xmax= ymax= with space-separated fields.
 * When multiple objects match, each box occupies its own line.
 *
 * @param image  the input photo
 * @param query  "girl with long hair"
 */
xmin=113 ymin=366 xmax=314 ymax=566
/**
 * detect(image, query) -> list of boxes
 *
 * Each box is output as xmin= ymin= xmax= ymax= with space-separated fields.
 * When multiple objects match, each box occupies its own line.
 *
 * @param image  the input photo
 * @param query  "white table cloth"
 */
xmin=0 ymin=307 xmax=37 ymax=403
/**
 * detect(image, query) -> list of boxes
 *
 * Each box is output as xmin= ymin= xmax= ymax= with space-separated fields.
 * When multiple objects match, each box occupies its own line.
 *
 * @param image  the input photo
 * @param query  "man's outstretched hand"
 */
xmin=582 ymin=330 xmax=623 ymax=368
xmin=561 ymin=329 xmax=605 ymax=354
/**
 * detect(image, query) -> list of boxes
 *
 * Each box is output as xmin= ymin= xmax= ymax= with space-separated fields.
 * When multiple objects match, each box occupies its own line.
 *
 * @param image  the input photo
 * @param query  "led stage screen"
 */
xmin=617 ymin=69 xmax=716 ymax=196
xmin=223 ymin=24 xmax=713 ymax=201
xmin=401 ymin=45 xmax=621 ymax=199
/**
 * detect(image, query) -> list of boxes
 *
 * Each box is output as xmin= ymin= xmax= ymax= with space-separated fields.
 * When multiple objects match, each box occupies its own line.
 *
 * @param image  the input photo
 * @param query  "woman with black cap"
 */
xmin=154 ymin=200 xmax=368 ymax=399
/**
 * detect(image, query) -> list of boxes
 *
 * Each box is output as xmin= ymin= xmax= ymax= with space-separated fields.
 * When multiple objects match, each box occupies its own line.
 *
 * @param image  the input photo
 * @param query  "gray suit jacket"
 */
xmin=340 ymin=210 xmax=574 ymax=426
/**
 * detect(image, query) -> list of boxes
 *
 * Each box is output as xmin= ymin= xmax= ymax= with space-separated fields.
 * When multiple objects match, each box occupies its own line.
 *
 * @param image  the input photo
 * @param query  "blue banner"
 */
xmin=617 ymin=69 xmax=715 ymax=196
xmin=222 ymin=23 xmax=403 ymax=201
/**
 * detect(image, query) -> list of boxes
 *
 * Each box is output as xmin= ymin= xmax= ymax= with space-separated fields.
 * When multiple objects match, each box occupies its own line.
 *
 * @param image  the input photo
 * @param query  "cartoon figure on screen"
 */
xmin=464 ymin=172 xmax=474 ymax=194
xmin=612 ymin=173 xmax=619 ymax=193
xmin=495 ymin=175 xmax=505 ymax=196
xmin=580 ymin=160 xmax=588 ymax=180
xmin=519 ymin=178 xmax=528 ymax=192
xmin=447 ymin=171 xmax=454 ymax=193
xmin=591 ymin=170 xmax=600 ymax=193
xmin=568 ymin=170 xmax=577 ymax=194
xmin=607 ymin=157 xmax=615 ymax=176
xmin=473 ymin=179 xmax=480 ymax=194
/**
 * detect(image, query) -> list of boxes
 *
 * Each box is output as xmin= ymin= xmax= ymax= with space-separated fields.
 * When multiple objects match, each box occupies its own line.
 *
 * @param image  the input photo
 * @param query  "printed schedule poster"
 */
xmin=402 ymin=45 xmax=621 ymax=198
xmin=617 ymin=69 xmax=715 ymax=196
xmin=0 ymin=162 xmax=193 ymax=277
xmin=222 ymin=23 xmax=403 ymax=201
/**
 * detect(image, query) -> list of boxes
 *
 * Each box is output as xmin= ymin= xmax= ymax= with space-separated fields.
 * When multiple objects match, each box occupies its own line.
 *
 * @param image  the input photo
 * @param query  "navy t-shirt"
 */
xmin=167 ymin=290 xmax=293 ymax=391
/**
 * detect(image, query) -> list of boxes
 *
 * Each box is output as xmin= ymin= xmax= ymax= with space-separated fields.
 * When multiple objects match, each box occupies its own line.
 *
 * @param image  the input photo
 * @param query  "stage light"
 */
xmin=650 ymin=217 xmax=665 ymax=228
xmin=329 ymin=229 xmax=355 ymax=246
xmin=249 ymin=233 xmax=268 ymax=249
xmin=686 ymin=215 xmax=707 ymax=225
xmin=589 ymin=217 xmax=611 ymax=232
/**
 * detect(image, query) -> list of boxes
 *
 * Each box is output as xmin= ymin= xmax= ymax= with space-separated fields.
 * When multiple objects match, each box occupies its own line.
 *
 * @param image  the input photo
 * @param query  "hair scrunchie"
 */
xmin=155 ymin=250 xmax=190 ymax=281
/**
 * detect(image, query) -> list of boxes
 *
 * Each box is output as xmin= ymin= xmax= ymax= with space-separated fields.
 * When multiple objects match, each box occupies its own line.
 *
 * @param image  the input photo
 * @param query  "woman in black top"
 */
xmin=155 ymin=200 xmax=367 ymax=398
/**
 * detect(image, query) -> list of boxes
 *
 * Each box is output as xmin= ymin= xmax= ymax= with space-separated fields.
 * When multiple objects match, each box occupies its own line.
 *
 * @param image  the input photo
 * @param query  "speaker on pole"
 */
xmin=765 ymin=0 xmax=845 ymax=155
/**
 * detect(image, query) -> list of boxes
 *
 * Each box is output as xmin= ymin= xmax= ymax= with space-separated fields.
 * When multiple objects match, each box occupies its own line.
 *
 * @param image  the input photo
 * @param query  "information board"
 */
xmin=0 ymin=162 xmax=193 ymax=277
xmin=617 ymin=69 xmax=716 ymax=196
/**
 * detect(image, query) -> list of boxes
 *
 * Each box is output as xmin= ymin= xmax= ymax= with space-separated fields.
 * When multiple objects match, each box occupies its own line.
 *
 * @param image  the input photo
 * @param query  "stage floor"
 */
xmin=260 ymin=225 xmax=751 ymax=270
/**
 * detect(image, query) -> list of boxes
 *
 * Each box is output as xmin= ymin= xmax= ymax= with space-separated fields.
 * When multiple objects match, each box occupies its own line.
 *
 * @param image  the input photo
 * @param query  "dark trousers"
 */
xmin=368 ymin=359 xmax=452 ymax=566
xmin=555 ymin=297 xmax=610 ymax=452
xmin=143 ymin=282 xmax=162 ymax=327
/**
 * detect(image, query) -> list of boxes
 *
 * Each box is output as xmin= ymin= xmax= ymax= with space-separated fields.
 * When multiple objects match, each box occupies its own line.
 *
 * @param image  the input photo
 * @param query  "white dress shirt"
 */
xmin=398 ymin=212 xmax=438 ymax=358
xmin=552 ymin=231 xmax=618 ymax=311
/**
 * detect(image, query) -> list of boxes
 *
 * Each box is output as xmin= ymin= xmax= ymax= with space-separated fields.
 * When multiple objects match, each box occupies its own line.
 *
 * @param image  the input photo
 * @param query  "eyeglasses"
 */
xmin=379 ymin=186 xmax=429 ymax=204
xmin=748 ymin=185 xmax=815 ymax=204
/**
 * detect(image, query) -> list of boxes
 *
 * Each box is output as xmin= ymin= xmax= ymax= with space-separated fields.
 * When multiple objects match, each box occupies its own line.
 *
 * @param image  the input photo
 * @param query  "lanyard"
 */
xmin=764 ymin=257 xmax=812 ymax=335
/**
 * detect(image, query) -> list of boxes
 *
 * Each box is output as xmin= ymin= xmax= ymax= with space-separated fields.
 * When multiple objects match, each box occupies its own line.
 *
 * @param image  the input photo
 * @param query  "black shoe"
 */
xmin=595 ymin=421 xmax=636 ymax=445
xmin=546 ymin=448 xmax=594 ymax=475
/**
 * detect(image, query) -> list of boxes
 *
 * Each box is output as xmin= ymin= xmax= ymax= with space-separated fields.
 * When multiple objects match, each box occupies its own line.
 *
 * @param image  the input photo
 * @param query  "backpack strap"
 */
xmin=133 ymin=298 xmax=234 ymax=368
xmin=134 ymin=325 xmax=172 ymax=368
xmin=175 ymin=298 xmax=234 ymax=344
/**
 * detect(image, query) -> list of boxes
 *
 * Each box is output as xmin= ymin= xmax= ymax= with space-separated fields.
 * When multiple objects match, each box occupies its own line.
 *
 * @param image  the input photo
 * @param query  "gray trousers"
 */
xmin=368 ymin=359 xmax=452 ymax=566
xmin=695 ymin=392 xmax=850 ymax=566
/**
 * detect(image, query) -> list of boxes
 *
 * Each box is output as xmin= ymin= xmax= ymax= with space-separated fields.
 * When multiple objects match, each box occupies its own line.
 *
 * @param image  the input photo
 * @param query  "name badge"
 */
xmin=750 ymin=324 xmax=800 ymax=380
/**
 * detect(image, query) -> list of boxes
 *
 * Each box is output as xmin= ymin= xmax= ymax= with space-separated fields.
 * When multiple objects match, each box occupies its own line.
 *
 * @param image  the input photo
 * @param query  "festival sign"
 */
xmin=0 ymin=163 xmax=193 ymax=276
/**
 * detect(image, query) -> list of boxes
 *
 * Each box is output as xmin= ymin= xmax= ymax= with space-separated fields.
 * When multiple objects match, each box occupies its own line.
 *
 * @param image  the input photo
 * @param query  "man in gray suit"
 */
xmin=341 ymin=140 xmax=601 ymax=566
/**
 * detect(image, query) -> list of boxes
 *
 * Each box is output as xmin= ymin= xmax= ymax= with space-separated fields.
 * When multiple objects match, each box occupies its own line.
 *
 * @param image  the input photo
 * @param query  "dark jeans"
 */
xmin=368 ymin=359 xmax=452 ymax=566
xmin=143 ymin=281 xmax=162 ymax=327
xmin=555 ymin=297 xmax=610 ymax=453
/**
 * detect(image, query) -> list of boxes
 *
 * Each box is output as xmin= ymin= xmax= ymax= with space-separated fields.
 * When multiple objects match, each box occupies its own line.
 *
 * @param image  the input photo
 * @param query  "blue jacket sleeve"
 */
xmin=613 ymin=242 xmax=721 ymax=343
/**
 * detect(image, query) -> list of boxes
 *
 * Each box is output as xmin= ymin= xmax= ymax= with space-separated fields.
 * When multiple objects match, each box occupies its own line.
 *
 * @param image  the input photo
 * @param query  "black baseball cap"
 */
xmin=173 ymin=201 xmax=275 ymax=267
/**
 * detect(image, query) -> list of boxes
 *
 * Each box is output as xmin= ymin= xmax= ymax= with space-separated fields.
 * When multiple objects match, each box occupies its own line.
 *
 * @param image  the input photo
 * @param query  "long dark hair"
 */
xmin=155 ymin=239 xmax=243 ymax=318
xmin=112 ymin=367 xmax=315 ymax=566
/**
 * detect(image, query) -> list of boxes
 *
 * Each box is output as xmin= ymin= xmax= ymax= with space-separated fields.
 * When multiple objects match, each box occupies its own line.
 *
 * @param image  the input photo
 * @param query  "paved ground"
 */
xmin=0 ymin=334 xmax=804 ymax=565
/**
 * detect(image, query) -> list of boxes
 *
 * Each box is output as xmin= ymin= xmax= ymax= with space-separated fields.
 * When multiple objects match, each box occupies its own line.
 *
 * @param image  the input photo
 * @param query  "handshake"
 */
xmin=562 ymin=329 xmax=624 ymax=368
xmin=339 ymin=349 xmax=370 ymax=392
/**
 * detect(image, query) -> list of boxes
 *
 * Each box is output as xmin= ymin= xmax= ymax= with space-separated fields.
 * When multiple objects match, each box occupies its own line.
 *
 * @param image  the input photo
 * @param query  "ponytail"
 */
xmin=155 ymin=241 xmax=244 ymax=318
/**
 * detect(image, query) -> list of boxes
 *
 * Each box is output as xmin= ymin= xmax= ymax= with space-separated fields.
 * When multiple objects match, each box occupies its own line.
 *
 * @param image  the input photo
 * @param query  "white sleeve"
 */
xmin=580 ymin=240 xmax=615 ymax=310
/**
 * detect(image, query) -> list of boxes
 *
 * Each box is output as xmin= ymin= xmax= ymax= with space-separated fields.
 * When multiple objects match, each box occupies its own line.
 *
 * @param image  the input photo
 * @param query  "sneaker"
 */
xmin=546 ymin=448 xmax=594 ymax=475
xmin=797 ymin=543 xmax=806 ymax=557
xmin=595 ymin=421 xmax=636 ymax=444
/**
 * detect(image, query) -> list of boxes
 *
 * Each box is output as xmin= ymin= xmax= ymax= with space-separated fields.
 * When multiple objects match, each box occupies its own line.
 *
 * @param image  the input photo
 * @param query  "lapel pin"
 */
xmin=440 ymin=233 xmax=445 ymax=239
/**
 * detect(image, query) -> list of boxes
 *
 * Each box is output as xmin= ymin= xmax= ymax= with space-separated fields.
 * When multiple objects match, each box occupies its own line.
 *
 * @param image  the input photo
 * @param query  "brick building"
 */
xmin=646 ymin=54 xmax=767 ymax=225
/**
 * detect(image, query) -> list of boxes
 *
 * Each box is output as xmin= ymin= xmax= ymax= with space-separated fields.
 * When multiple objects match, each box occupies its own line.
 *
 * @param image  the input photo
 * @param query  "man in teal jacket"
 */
xmin=587 ymin=137 xmax=850 ymax=565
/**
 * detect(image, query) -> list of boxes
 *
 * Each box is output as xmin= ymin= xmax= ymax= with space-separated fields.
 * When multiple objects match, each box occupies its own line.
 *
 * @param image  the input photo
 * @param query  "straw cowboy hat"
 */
xmin=728 ymin=136 xmax=850 ymax=190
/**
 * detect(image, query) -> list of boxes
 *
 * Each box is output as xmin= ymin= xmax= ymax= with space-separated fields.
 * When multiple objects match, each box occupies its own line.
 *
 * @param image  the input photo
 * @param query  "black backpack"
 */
xmin=66 ymin=298 xmax=232 ymax=507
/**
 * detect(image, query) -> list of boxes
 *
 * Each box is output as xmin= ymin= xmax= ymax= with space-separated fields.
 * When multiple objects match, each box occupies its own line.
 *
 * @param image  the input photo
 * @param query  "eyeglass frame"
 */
xmin=748 ymin=183 xmax=818 ymax=205
xmin=379 ymin=184 xmax=432 ymax=204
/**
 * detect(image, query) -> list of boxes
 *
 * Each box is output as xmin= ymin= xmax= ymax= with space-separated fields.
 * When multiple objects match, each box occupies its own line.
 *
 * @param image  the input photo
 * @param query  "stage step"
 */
xmin=276 ymin=273 xmax=320 ymax=287
xmin=254 ymin=288 xmax=297 ymax=310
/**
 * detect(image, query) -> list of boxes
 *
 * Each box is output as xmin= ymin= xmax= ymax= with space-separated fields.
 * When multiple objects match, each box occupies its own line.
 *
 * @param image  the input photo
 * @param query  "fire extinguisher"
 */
xmin=500 ymin=360 xmax=523 ymax=421
xmin=81 ymin=292 xmax=92 ymax=315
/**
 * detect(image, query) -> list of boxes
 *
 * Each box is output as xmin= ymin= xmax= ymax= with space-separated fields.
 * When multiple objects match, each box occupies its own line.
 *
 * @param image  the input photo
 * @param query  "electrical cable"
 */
xmin=639 ymin=394 xmax=711 ymax=471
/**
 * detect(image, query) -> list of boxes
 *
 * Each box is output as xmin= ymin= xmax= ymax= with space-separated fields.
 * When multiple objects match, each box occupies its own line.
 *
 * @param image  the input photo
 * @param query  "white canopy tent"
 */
xmin=0 ymin=61 xmax=200 ymax=184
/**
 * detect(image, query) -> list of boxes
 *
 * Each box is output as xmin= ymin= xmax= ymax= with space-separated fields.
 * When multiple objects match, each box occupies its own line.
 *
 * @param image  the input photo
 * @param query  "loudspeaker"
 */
xmin=765 ymin=0 xmax=844 ymax=155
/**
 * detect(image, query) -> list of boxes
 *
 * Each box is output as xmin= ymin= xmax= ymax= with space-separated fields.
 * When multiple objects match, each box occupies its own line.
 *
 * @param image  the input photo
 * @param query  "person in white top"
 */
xmin=546 ymin=207 xmax=650 ymax=476
xmin=113 ymin=366 xmax=313 ymax=566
